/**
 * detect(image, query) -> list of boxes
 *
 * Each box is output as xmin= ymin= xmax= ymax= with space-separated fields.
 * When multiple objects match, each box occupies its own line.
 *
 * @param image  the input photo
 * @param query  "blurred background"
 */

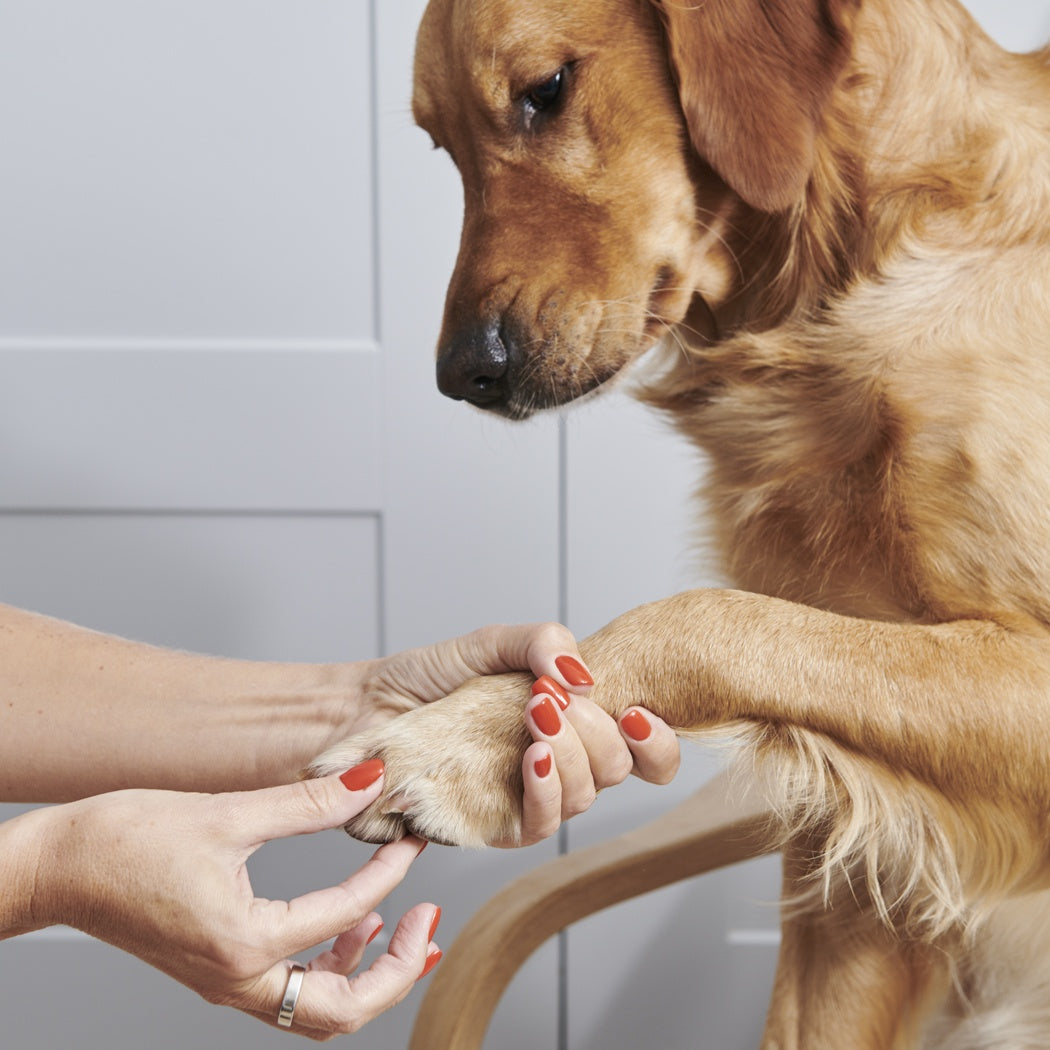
xmin=1 ymin=1 xmax=1047 ymax=1046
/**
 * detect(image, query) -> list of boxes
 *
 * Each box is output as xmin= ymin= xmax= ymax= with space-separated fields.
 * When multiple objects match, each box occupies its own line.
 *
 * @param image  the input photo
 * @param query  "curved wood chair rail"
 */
xmin=409 ymin=769 xmax=778 ymax=1050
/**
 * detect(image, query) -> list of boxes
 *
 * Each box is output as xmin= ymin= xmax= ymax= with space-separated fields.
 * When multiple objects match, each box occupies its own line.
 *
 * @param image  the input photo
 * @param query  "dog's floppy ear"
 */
xmin=651 ymin=0 xmax=858 ymax=212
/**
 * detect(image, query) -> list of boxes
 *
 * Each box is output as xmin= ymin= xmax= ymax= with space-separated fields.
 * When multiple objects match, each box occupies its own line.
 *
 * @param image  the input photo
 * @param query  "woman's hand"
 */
xmin=19 ymin=762 xmax=439 ymax=1039
xmin=351 ymin=622 xmax=681 ymax=846
xmin=515 ymin=684 xmax=681 ymax=847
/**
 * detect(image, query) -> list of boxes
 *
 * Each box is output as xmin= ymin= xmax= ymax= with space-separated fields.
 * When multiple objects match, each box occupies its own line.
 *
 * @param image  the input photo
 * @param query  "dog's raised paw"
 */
xmin=307 ymin=672 xmax=534 ymax=847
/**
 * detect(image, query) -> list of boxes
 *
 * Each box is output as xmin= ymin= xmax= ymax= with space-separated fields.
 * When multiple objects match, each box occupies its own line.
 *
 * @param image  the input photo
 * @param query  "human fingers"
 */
xmin=536 ymin=679 xmax=638 ymax=789
xmin=249 ymin=903 xmax=440 ymax=1038
xmin=531 ymin=680 xmax=681 ymax=789
xmin=369 ymin=623 xmax=593 ymax=711
xmin=231 ymin=761 xmax=388 ymax=847
xmin=618 ymin=708 xmax=682 ymax=785
xmin=422 ymin=622 xmax=593 ymax=697
xmin=255 ymin=834 xmax=427 ymax=963
xmin=307 ymin=912 xmax=385 ymax=977
xmin=456 ymin=622 xmax=595 ymax=693
xmin=345 ymin=901 xmax=442 ymax=1002
xmin=525 ymin=689 xmax=604 ymax=819
xmin=512 ymin=740 xmax=563 ymax=846
xmin=223 ymin=760 xmax=430 ymax=961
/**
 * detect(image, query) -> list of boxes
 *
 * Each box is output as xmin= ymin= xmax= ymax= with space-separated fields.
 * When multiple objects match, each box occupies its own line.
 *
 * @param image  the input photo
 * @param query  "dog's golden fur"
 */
xmin=311 ymin=0 xmax=1050 ymax=1043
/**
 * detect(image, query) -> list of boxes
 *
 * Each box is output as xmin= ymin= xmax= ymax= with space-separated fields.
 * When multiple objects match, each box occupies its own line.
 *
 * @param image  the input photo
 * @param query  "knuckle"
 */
xmin=563 ymin=789 xmax=597 ymax=818
xmin=467 ymin=623 xmax=507 ymax=663
xmin=536 ymin=816 xmax=562 ymax=841
xmin=215 ymin=945 xmax=264 ymax=985
xmin=295 ymin=776 xmax=335 ymax=824
xmin=523 ymin=811 xmax=561 ymax=843
xmin=301 ymin=1019 xmax=339 ymax=1042
xmin=203 ymin=922 xmax=278 ymax=984
xmin=328 ymin=1011 xmax=367 ymax=1037
xmin=328 ymin=879 xmax=371 ymax=925
xmin=294 ymin=998 xmax=353 ymax=1040
xmin=198 ymin=985 xmax=229 ymax=1006
xmin=654 ymin=756 xmax=683 ymax=785
xmin=474 ymin=622 xmax=507 ymax=646
xmin=641 ymin=753 xmax=681 ymax=785
xmin=597 ymin=753 xmax=634 ymax=788
xmin=197 ymin=961 xmax=260 ymax=1005
xmin=535 ymin=621 xmax=573 ymax=652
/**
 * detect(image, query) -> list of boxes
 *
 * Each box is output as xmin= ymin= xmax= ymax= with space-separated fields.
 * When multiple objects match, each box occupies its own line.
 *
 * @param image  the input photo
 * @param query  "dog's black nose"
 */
xmin=436 ymin=321 xmax=510 ymax=407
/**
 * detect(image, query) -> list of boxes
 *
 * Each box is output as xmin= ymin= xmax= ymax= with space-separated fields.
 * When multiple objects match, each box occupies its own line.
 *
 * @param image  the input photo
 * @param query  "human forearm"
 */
xmin=0 ymin=604 xmax=366 ymax=801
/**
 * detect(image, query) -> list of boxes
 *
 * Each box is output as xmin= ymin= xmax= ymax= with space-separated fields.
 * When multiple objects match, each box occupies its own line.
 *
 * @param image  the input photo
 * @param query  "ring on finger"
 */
xmin=277 ymin=962 xmax=307 ymax=1028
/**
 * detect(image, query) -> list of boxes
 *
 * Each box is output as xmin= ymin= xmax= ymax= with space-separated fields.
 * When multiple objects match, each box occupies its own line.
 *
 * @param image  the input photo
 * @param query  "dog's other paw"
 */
xmin=306 ymin=672 xmax=533 ymax=847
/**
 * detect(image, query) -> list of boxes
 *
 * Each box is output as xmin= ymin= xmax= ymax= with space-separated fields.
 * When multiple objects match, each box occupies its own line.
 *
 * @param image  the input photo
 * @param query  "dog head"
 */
xmin=413 ymin=0 xmax=858 ymax=418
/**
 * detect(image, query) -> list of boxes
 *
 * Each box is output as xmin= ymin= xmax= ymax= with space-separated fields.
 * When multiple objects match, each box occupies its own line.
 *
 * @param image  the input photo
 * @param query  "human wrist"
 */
xmin=248 ymin=659 xmax=372 ymax=785
xmin=0 ymin=806 xmax=62 ymax=938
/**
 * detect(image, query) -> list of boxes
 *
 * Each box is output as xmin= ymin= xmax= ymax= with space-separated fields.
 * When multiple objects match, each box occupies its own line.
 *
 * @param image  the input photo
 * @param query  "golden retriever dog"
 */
xmin=311 ymin=0 xmax=1050 ymax=1044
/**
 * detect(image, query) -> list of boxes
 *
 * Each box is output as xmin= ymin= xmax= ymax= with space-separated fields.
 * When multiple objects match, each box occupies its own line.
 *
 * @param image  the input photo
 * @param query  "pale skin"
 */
xmin=0 ymin=604 xmax=679 ymax=1039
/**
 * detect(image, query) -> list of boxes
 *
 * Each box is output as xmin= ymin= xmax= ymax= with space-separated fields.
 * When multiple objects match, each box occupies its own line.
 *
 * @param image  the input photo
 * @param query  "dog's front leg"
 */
xmin=761 ymin=834 xmax=948 ymax=1050
xmin=312 ymin=587 xmax=1050 ymax=877
xmin=579 ymin=588 xmax=1050 ymax=815
xmin=575 ymin=587 xmax=1050 ymax=933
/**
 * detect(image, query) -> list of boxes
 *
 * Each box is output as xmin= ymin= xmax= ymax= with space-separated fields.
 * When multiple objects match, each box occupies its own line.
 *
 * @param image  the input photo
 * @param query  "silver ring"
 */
xmin=277 ymin=962 xmax=307 ymax=1028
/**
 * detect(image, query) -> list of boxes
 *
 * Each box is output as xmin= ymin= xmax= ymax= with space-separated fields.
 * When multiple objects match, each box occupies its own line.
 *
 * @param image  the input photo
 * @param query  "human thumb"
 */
xmin=236 ymin=760 xmax=386 ymax=845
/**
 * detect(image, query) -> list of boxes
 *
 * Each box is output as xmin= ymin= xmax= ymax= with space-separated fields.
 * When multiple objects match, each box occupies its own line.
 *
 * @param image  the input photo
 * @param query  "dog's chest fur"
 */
xmin=656 ymin=263 xmax=1050 ymax=628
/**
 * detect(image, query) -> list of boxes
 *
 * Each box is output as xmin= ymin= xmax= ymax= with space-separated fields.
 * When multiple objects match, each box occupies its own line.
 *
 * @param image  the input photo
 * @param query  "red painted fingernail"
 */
xmin=428 ymin=907 xmax=442 ymax=942
xmin=532 ymin=675 xmax=570 ymax=710
xmin=419 ymin=949 xmax=443 ymax=980
xmin=367 ymin=921 xmax=384 ymax=945
xmin=534 ymin=752 xmax=553 ymax=779
xmin=531 ymin=696 xmax=561 ymax=737
xmin=621 ymin=710 xmax=652 ymax=742
xmin=339 ymin=758 xmax=384 ymax=791
xmin=555 ymin=655 xmax=594 ymax=687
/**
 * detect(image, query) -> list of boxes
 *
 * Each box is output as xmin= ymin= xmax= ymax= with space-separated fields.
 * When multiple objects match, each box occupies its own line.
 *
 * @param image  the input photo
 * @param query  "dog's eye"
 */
xmin=524 ymin=68 xmax=565 ymax=115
